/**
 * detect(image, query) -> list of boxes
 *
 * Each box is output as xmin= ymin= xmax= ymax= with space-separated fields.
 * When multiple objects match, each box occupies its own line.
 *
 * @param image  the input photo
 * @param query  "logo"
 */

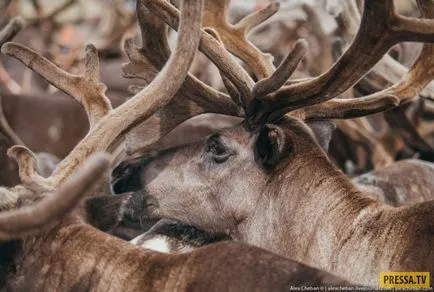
xmin=380 ymin=272 xmax=430 ymax=289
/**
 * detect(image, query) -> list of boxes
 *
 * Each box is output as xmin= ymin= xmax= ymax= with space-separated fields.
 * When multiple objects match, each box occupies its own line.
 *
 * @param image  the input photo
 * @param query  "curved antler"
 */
xmin=3 ymin=43 xmax=112 ymax=128
xmin=7 ymin=146 xmax=52 ymax=192
xmin=250 ymin=0 xmax=434 ymax=124
xmin=294 ymin=0 xmax=434 ymax=121
xmin=122 ymin=0 xmax=242 ymax=154
xmin=144 ymin=0 xmax=255 ymax=107
xmin=202 ymin=0 xmax=278 ymax=79
xmin=0 ymin=153 xmax=109 ymax=240
xmin=2 ymin=0 xmax=203 ymax=186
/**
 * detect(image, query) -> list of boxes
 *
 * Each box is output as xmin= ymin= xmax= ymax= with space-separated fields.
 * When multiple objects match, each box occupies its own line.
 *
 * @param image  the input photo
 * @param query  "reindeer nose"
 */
xmin=111 ymin=155 xmax=155 ymax=194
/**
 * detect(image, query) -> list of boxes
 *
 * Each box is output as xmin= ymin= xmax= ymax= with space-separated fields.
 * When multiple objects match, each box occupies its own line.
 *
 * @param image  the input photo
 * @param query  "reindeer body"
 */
xmin=354 ymin=159 xmax=434 ymax=206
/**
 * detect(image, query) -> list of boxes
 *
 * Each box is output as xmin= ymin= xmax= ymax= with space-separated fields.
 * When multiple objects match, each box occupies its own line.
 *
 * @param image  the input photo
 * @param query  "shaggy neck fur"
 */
xmin=239 ymin=151 xmax=374 ymax=262
xmin=237 ymin=145 xmax=434 ymax=286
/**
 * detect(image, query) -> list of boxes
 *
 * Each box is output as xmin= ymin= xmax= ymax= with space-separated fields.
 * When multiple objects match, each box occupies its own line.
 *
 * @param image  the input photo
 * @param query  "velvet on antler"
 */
xmin=0 ymin=0 xmax=204 ymax=238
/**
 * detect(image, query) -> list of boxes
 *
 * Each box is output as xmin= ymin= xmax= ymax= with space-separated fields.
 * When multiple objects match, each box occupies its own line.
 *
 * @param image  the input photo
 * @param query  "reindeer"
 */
xmin=354 ymin=159 xmax=434 ymax=206
xmin=0 ymin=2 xmax=354 ymax=291
xmin=112 ymin=0 xmax=434 ymax=286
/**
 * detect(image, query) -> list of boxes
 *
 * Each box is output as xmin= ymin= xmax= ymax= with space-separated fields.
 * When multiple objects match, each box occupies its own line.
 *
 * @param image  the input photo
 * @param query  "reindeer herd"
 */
xmin=0 ymin=0 xmax=433 ymax=291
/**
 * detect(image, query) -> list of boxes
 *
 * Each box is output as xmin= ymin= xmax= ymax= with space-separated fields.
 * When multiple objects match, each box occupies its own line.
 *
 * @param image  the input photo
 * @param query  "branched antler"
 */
xmin=122 ymin=0 xmax=242 ymax=153
xmin=0 ymin=0 xmax=204 ymax=238
xmin=3 ymin=43 xmax=112 ymax=128
xmin=123 ymin=2 xmax=240 ymax=114
xmin=144 ymin=0 xmax=255 ymax=107
xmin=202 ymin=0 xmax=278 ymax=79
xmin=250 ymin=1 xmax=433 ymax=119
xmin=249 ymin=0 xmax=434 ymax=125
xmin=0 ymin=153 xmax=110 ymax=240
xmin=7 ymin=146 xmax=52 ymax=192
xmin=1 ymin=0 xmax=203 ymax=186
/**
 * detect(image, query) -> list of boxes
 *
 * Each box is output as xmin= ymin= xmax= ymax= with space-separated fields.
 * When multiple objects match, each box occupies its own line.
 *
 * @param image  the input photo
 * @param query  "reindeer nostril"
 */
xmin=111 ymin=161 xmax=144 ymax=194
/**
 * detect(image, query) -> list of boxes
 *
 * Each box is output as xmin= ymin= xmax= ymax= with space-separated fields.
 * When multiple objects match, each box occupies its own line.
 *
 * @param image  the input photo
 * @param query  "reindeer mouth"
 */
xmin=125 ymin=189 xmax=160 ymax=229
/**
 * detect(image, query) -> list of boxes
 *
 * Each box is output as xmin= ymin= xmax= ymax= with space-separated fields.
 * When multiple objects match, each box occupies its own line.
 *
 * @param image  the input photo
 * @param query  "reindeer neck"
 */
xmin=238 ymin=152 xmax=377 ymax=271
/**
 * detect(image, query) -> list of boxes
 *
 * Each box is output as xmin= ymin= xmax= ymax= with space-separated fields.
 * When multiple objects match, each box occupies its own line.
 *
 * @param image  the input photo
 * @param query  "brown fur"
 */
xmin=5 ymin=215 xmax=351 ymax=291
xmin=354 ymin=159 xmax=434 ymax=206
xmin=115 ymin=117 xmax=434 ymax=286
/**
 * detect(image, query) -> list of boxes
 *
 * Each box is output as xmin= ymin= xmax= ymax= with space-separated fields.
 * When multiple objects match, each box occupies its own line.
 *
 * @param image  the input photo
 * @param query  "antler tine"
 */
xmin=290 ymin=0 xmax=434 ymax=121
xmin=135 ymin=0 xmax=170 ymax=69
xmin=235 ymin=1 xmax=279 ymax=34
xmin=7 ymin=146 xmax=52 ymax=192
xmin=203 ymin=0 xmax=278 ymax=80
xmin=329 ymin=0 xmax=360 ymax=42
xmin=291 ymin=95 xmax=399 ymax=121
xmin=2 ymin=43 xmax=112 ymax=128
xmin=334 ymin=0 xmax=434 ymax=99
xmin=256 ymin=0 xmax=434 ymax=123
xmin=252 ymin=39 xmax=308 ymax=98
xmin=0 ymin=18 xmax=25 ymax=144
xmin=0 ymin=153 xmax=110 ymax=241
xmin=145 ymin=0 xmax=255 ymax=108
xmin=0 ymin=17 xmax=24 ymax=45
xmin=204 ymin=27 xmax=242 ymax=107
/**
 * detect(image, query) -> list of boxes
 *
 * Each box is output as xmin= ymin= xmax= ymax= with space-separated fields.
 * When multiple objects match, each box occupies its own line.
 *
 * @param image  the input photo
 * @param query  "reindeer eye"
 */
xmin=206 ymin=136 xmax=232 ymax=163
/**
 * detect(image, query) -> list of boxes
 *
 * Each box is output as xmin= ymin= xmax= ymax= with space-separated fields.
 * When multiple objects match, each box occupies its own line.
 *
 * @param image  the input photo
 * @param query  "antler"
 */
xmin=122 ymin=0 xmax=242 ymax=153
xmin=2 ymin=0 xmax=203 ymax=187
xmin=202 ymin=0 xmax=278 ymax=79
xmin=250 ymin=0 xmax=434 ymax=124
xmin=0 ymin=0 xmax=204 ymax=240
xmin=144 ymin=0 xmax=256 ymax=108
xmin=146 ymin=0 xmax=309 ymax=112
xmin=7 ymin=146 xmax=52 ymax=192
xmin=0 ymin=153 xmax=110 ymax=240
xmin=3 ymin=43 xmax=112 ymax=128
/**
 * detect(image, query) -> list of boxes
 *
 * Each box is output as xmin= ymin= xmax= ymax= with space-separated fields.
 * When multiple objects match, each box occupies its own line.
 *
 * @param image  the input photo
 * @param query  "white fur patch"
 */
xmin=131 ymin=236 xmax=171 ymax=253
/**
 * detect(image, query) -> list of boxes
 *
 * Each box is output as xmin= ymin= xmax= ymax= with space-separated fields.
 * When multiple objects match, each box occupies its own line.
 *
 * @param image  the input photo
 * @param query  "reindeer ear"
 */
xmin=254 ymin=124 xmax=290 ymax=171
xmin=306 ymin=120 xmax=336 ymax=152
xmin=111 ymin=157 xmax=144 ymax=194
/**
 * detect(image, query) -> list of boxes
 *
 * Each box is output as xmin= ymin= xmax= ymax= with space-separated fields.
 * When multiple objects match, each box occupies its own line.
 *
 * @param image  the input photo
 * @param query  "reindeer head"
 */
xmin=112 ymin=118 xmax=337 ymax=232
xmin=112 ymin=0 xmax=434 ymax=234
